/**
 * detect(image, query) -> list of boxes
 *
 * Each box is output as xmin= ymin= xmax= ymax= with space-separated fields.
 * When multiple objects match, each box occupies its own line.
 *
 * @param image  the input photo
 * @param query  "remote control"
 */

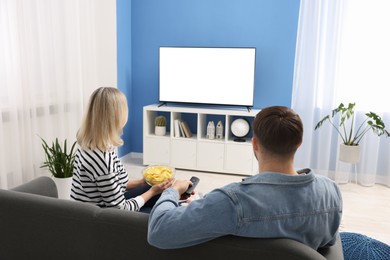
xmin=185 ymin=176 xmax=200 ymax=195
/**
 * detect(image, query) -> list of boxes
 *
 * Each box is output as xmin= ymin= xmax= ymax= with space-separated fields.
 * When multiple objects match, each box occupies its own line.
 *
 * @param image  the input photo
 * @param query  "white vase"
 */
xmin=52 ymin=177 xmax=72 ymax=199
xmin=155 ymin=126 xmax=166 ymax=136
xmin=339 ymin=144 xmax=360 ymax=163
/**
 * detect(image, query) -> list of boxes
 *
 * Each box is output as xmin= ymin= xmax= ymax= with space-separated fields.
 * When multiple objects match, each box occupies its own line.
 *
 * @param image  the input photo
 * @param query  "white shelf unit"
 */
xmin=143 ymin=104 xmax=260 ymax=175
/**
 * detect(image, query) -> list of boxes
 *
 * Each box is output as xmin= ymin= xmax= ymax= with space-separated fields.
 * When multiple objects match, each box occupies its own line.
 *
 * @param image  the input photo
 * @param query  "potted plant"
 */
xmin=315 ymin=102 xmax=390 ymax=163
xmin=40 ymin=137 xmax=77 ymax=199
xmin=155 ymin=115 xmax=167 ymax=136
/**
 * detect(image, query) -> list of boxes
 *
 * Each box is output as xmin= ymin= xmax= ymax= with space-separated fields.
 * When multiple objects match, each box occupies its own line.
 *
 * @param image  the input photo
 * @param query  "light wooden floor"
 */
xmin=122 ymin=154 xmax=390 ymax=245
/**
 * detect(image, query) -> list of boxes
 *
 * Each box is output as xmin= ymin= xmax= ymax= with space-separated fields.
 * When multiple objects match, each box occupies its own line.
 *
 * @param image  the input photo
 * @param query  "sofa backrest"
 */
xmin=0 ymin=179 xmax=342 ymax=260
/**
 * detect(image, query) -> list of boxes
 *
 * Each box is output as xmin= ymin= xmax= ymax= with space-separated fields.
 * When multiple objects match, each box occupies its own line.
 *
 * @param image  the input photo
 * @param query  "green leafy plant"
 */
xmin=40 ymin=137 xmax=77 ymax=178
xmin=315 ymin=102 xmax=390 ymax=146
xmin=155 ymin=115 xmax=166 ymax=126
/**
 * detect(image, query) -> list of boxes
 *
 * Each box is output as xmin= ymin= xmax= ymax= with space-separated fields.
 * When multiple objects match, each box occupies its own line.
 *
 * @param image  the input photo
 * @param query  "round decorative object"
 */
xmin=340 ymin=232 xmax=390 ymax=260
xmin=231 ymin=118 xmax=250 ymax=142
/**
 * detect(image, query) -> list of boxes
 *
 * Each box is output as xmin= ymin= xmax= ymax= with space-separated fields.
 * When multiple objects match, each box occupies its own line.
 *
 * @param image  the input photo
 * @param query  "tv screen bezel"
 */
xmin=158 ymin=46 xmax=256 ymax=108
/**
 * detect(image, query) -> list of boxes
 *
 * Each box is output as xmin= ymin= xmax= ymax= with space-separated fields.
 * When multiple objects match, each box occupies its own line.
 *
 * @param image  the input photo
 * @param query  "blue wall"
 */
xmin=117 ymin=0 xmax=132 ymax=156
xmin=117 ymin=0 xmax=301 ymax=154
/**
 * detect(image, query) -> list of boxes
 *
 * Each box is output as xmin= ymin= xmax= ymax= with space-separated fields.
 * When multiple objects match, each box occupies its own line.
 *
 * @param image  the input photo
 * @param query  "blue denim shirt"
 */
xmin=148 ymin=170 xmax=342 ymax=250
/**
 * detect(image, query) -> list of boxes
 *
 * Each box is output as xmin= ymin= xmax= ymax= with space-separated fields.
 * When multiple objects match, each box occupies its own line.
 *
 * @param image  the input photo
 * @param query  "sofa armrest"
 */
xmin=11 ymin=176 xmax=58 ymax=198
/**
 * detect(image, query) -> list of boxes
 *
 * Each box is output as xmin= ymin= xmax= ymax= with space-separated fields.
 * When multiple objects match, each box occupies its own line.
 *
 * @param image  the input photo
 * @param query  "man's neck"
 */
xmin=258 ymin=157 xmax=297 ymax=176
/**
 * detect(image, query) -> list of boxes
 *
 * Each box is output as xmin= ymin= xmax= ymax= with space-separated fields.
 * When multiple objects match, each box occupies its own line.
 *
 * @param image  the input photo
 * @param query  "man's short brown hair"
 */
xmin=252 ymin=106 xmax=303 ymax=156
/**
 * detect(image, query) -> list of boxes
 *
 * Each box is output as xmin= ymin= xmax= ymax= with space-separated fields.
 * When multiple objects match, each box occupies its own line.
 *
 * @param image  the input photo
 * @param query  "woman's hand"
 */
xmin=149 ymin=178 xmax=174 ymax=196
xmin=140 ymin=179 xmax=174 ymax=203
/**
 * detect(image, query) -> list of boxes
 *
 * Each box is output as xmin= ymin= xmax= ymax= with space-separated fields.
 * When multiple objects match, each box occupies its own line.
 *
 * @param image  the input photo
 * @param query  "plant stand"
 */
xmin=335 ymin=161 xmax=358 ymax=184
xmin=336 ymin=144 xmax=360 ymax=184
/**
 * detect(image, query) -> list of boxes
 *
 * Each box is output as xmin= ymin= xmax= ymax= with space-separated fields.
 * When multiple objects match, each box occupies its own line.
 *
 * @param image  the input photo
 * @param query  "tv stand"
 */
xmin=158 ymin=102 xmax=167 ymax=107
xmin=143 ymin=104 xmax=260 ymax=175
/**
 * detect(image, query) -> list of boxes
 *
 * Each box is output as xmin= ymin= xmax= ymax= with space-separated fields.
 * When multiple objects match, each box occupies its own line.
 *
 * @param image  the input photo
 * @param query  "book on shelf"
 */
xmin=174 ymin=119 xmax=181 ymax=137
xmin=178 ymin=120 xmax=186 ymax=137
xmin=181 ymin=121 xmax=192 ymax=138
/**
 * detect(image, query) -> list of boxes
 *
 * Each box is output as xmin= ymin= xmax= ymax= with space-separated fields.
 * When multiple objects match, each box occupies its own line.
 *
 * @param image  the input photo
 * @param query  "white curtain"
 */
xmin=292 ymin=0 xmax=390 ymax=187
xmin=0 ymin=0 xmax=117 ymax=189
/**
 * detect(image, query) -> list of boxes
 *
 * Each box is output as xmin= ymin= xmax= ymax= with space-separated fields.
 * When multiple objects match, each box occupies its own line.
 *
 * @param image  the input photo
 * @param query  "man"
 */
xmin=148 ymin=106 xmax=342 ymax=250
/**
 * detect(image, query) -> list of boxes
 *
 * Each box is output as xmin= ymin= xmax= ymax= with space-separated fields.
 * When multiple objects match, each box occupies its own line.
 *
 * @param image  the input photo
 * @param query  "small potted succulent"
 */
xmin=315 ymin=102 xmax=390 ymax=163
xmin=40 ymin=137 xmax=77 ymax=199
xmin=155 ymin=115 xmax=167 ymax=136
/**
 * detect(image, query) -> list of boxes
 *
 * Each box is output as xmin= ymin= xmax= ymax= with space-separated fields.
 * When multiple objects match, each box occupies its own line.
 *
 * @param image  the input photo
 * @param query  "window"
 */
xmin=336 ymin=0 xmax=390 ymax=112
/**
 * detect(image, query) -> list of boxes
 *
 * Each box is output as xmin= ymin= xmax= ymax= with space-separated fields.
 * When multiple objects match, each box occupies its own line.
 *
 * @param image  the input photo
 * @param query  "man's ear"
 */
xmin=252 ymin=136 xmax=259 ymax=151
xmin=252 ymin=136 xmax=260 ymax=161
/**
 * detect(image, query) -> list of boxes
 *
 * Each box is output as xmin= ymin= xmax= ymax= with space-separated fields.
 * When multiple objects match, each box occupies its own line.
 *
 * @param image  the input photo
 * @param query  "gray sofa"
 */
xmin=0 ymin=176 xmax=343 ymax=260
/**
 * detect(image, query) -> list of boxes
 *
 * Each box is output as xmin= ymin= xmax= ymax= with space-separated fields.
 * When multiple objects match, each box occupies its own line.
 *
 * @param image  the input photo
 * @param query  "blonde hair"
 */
xmin=77 ymin=87 xmax=128 ymax=151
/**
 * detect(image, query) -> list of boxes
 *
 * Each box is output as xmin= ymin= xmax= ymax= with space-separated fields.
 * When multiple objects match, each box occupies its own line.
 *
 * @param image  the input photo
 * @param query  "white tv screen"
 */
xmin=159 ymin=47 xmax=256 ymax=107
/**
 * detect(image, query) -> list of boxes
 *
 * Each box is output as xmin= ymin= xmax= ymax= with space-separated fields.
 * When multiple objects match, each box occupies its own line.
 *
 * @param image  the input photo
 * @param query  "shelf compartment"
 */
xmin=144 ymin=110 xmax=171 ymax=137
xmin=198 ymin=113 xmax=226 ymax=141
xmin=227 ymin=115 xmax=254 ymax=142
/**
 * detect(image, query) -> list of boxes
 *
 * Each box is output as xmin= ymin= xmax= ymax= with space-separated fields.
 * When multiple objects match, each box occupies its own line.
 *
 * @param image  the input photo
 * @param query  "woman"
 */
xmin=71 ymin=87 xmax=172 ymax=212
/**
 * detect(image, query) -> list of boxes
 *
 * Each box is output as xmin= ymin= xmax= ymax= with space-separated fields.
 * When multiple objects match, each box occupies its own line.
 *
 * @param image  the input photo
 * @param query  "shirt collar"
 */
xmin=242 ymin=169 xmax=315 ymax=185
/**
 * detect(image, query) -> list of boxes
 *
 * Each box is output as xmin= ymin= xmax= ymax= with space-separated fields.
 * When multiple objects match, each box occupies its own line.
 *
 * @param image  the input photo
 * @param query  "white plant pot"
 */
xmin=339 ymin=144 xmax=360 ymax=163
xmin=155 ymin=126 xmax=166 ymax=136
xmin=52 ymin=177 xmax=72 ymax=199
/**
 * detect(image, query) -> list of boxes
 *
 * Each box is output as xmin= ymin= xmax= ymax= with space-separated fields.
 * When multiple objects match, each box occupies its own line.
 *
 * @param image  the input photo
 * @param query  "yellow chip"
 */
xmin=143 ymin=165 xmax=174 ymax=185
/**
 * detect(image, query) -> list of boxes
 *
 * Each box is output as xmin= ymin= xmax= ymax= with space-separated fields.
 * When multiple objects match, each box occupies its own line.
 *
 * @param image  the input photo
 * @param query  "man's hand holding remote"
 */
xmin=172 ymin=176 xmax=200 ymax=200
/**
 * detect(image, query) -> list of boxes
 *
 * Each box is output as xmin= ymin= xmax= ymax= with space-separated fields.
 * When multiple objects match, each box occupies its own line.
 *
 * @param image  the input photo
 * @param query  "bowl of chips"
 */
xmin=142 ymin=165 xmax=175 ymax=186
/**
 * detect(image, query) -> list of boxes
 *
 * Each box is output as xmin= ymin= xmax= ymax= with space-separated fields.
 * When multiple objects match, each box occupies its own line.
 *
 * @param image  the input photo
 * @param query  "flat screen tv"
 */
xmin=159 ymin=47 xmax=256 ymax=107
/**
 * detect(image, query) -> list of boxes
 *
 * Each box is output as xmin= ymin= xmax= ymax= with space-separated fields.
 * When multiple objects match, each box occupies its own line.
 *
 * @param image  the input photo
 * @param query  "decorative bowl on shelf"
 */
xmin=142 ymin=165 xmax=175 ymax=186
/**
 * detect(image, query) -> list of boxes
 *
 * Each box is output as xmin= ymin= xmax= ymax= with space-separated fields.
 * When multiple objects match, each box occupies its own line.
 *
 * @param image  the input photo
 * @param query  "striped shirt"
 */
xmin=71 ymin=148 xmax=144 ymax=211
